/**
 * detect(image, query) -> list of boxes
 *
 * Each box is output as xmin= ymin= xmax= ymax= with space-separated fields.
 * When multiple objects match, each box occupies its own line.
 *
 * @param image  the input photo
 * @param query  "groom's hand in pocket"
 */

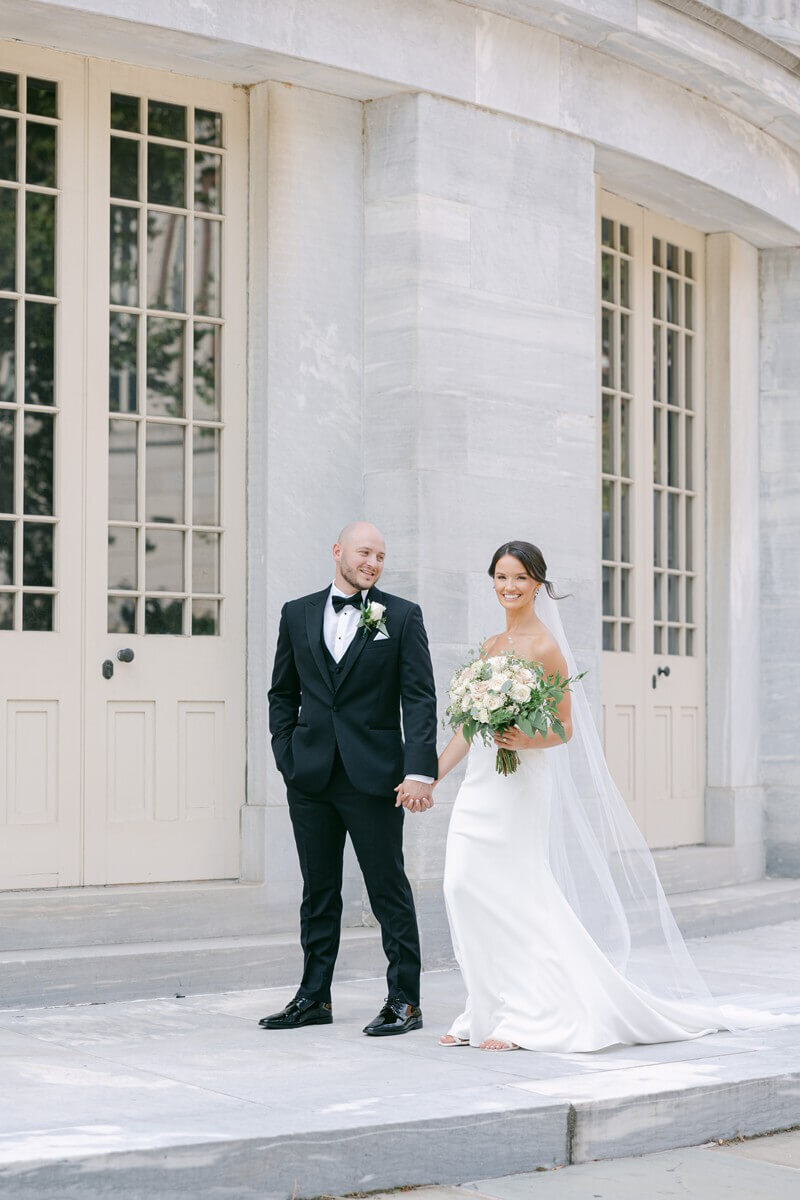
xmin=394 ymin=778 xmax=434 ymax=812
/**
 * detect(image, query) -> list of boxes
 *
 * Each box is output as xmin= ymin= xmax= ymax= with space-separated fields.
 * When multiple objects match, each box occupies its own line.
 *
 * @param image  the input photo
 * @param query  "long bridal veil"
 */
xmin=536 ymin=588 xmax=797 ymax=1025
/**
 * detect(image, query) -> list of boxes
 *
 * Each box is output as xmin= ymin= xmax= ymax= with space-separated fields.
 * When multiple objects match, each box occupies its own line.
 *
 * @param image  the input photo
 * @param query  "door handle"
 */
xmin=651 ymin=664 xmax=671 ymax=689
xmin=102 ymin=648 xmax=135 ymax=680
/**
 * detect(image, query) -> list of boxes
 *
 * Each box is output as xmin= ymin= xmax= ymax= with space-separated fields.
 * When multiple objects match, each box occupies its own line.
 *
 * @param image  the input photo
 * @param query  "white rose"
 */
xmin=510 ymin=682 xmax=531 ymax=703
xmin=472 ymin=681 xmax=490 ymax=698
xmin=488 ymin=675 xmax=506 ymax=693
xmin=369 ymin=601 xmax=386 ymax=620
xmin=487 ymin=694 xmax=504 ymax=711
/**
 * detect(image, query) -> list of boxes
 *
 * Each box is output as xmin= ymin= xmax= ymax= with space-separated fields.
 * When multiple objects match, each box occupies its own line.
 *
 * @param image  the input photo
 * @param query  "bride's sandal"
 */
xmin=439 ymin=1034 xmax=469 ymax=1047
xmin=479 ymin=1038 xmax=520 ymax=1052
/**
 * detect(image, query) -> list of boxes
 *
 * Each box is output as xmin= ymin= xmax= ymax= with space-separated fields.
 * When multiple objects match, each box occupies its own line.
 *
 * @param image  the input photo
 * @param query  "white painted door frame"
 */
xmin=599 ymin=190 xmax=706 ymax=849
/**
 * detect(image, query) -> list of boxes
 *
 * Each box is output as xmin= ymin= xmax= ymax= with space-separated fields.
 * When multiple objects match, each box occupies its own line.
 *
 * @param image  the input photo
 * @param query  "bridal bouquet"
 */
xmin=445 ymin=652 xmax=584 ymax=775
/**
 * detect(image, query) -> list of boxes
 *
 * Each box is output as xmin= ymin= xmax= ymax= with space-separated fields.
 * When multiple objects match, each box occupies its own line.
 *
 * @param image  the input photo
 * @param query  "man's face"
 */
xmin=334 ymin=529 xmax=386 ymax=592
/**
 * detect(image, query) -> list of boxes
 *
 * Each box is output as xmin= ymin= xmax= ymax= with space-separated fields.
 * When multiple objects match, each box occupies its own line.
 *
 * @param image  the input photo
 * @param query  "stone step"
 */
xmin=4 ymin=878 xmax=800 ymax=1008
xmin=0 ymin=925 xmax=386 ymax=1010
xmin=670 ymin=877 xmax=800 ymax=939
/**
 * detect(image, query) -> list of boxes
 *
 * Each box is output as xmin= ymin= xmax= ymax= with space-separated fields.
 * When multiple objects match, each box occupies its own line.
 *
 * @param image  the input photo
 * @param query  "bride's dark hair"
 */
xmin=488 ymin=541 xmax=568 ymax=600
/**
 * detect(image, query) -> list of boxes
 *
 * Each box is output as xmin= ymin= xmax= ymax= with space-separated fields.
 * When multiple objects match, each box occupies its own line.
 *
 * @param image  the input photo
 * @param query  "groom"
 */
xmin=261 ymin=522 xmax=438 ymax=1036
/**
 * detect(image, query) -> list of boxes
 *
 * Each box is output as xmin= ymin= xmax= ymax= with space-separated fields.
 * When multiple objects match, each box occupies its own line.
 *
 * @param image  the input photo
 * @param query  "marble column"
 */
xmin=760 ymin=248 xmax=800 ymax=876
xmin=704 ymin=233 xmax=764 ymax=880
xmin=245 ymin=83 xmax=364 ymax=922
xmin=364 ymin=93 xmax=599 ymax=957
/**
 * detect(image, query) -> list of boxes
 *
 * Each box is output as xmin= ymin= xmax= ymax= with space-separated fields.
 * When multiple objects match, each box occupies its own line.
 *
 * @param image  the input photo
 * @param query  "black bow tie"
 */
xmin=331 ymin=592 xmax=363 ymax=614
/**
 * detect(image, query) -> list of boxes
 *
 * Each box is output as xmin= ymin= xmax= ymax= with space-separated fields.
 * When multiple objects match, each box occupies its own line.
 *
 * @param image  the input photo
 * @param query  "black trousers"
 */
xmin=287 ymin=748 xmax=421 ymax=1007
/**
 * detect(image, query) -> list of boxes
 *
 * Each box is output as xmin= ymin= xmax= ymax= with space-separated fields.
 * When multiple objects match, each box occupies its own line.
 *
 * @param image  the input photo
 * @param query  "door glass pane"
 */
xmin=192 ymin=426 xmax=219 ymax=525
xmin=145 ymin=527 xmax=183 ymax=591
xmin=0 ymin=298 xmax=15 ymax=403
xmin=108 ymin=525 xmax=137 ymax=589
xmin=110 ymin=205 xmax=138 ymax=305
xmin=602 ymin=564 xmax=613 ymax=616
xmin=0 ymin=72 xmax=18 ymax=111
xmin=620 ymin=397 xmax=630 ymax=477
xmin=194 ymin=151 xmax=221 ymax=213
xmin=147 ymin=211 xmax=185 ymax=311
xmin=193 ymin=323 xmax=220 ymax=419
xmin=602 ymin=480 xmax=613 ymax=560
xmin=108 ymin=419 xmax=137 ymax=521
xmin=26 ymin=122 xmax=56 ymax=188
xmin=22 ymin=521 xmax=53 ymax=586
xmin=667 ymin=410 xmax=680 ymax=486
xmin=23 ymin=412 xmax=54 ymax=514
xmin=192 ymin=530 xmax=219 ymax=592
xmin=0 ymin=410 xmax=13 ymax=512
xmin=146 ymin=316 xmax=184 ymax=416
xmin=144 ymin=596 xmax=183 ymax=634
xmin=24 ymin=301 xmax=55 ymax=405
xmin=25 ymin=192 xmax=55 ymax=295
xmin=111 ymin=93 xmax=140 ymax=133
xmin=108 ymin=595 xmax=136 ymax=633
xmin=620 ymin=567 xmax=630 ymax=617
xmin=27 ymin=78 xmax=57 ymax=118
xmin=602 ymin=308 xmax=613 ymax=388
xmin=0 ymin=115 xmax=17 ymax=180
xmin=620 ymin=483 xmax=630 ymax=563
xmin=194 ymin=218 xmax=220 ymax=316
xmin=0 ymin=519 xmax=13 ymax=582
xmin=145 ymin=422 xmax=184 ymax=523
xmin=147 ymin=142 xmax=185 ymax=208
xmin=110 ymin=135 xmax=138 ymax=201
xmin=0 ymin=188 xmax=16 ymax=290
xmin=667 ymin=491 xmax=679 ymax=568
xmin=619 ymin=257 xmax=629 ymax=308
xmin=195 ymin=109 xmax=222 ymax=146
xmin=22 ymin=592 xmax=52 ymax=630
xmin=192 ymin=598 xmax=218 ymax=635
xmin=148 ymin=99 xmax=185 ymax=141
xmin=602 ymin=393 xmax=613 ymax=474
xmin=109 ymin=311 xmax=138 ymax=413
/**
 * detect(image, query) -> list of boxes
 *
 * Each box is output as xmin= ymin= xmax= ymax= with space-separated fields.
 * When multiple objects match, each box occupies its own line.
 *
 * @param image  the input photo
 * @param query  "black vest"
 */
xmin=321 ymin=626 xmax=359 ymax=689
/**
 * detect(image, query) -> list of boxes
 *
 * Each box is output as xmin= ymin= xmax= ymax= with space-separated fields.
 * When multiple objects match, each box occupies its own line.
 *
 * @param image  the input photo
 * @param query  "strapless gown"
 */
xmin=443 ymin=738 xmax=791 ymax=1052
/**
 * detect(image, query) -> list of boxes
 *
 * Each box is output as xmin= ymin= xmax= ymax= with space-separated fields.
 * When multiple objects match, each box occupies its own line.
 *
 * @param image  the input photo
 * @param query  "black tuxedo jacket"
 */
xmin=268 ymin=585 xmax=438 ymax=796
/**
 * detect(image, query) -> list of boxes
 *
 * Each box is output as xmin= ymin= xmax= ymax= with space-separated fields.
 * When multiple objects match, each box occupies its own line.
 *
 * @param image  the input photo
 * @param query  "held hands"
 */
xmin=394 ymin=778 xmax=434 ymax=813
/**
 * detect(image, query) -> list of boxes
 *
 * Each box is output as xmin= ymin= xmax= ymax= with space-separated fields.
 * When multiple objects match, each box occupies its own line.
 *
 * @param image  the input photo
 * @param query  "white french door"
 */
xmin=0 ymin=43 xmax=247 ymax=887
xmin=599 ymin=191 xmax=706 ymax=849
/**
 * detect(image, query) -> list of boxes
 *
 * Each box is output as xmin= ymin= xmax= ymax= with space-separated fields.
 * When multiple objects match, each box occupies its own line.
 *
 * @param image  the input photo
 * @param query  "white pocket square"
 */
xmin=374 ymin=631 xmax=389 ymax=641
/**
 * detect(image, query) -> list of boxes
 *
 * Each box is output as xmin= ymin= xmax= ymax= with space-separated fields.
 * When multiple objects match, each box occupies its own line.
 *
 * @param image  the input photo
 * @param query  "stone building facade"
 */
xmin=0 ymin=0 xmax=799 ymax=998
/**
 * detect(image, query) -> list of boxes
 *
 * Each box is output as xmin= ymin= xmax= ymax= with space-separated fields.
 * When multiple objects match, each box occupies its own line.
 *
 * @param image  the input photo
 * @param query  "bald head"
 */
xmin=337 ymin=521 xmax=385 ymax=548
xmin=333 ymin=522 xmax=386 ymax=593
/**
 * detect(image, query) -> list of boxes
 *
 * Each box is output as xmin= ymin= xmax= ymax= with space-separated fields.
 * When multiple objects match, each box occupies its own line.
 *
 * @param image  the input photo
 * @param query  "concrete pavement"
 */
xmin=2 ymin=920 xmax=800 ymax=1198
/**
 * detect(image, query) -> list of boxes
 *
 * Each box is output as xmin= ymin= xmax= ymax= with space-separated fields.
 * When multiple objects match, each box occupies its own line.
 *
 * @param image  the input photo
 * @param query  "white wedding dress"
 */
xmin=443 ymin=592 xmax=800 ymax=1053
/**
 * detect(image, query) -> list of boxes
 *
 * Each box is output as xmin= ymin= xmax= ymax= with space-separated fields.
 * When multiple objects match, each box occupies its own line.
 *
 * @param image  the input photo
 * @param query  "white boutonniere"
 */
xmin=358 ymin=600 xmax=389 ymax=638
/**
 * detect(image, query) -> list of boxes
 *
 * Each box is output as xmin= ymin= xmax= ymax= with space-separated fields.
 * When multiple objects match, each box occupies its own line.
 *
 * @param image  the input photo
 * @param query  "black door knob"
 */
xmin=656 ymin=665 xmax=671 ymax=677
xmin=117 ymin=648 xmax=135 ymax=663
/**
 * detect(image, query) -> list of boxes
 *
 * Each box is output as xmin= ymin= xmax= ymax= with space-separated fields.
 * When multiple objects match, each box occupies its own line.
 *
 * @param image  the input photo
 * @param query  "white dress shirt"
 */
xmin=324 ymin=583 xmax=367 ymax=662
xmin=324 ymin=584 xmax=432 ymax=786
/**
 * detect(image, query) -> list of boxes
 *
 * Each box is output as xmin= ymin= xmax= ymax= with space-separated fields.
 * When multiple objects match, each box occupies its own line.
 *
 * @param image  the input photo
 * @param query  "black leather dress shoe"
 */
xmin=258 ymin=997 xmax=333 ymax=1030
xmin=363 ymin=997 xmax=423 ymax=1036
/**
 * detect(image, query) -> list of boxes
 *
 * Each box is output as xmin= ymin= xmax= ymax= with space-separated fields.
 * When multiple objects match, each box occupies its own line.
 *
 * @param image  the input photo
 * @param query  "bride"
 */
xmin=435 ymin=539 xmax=799 ymax=1053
